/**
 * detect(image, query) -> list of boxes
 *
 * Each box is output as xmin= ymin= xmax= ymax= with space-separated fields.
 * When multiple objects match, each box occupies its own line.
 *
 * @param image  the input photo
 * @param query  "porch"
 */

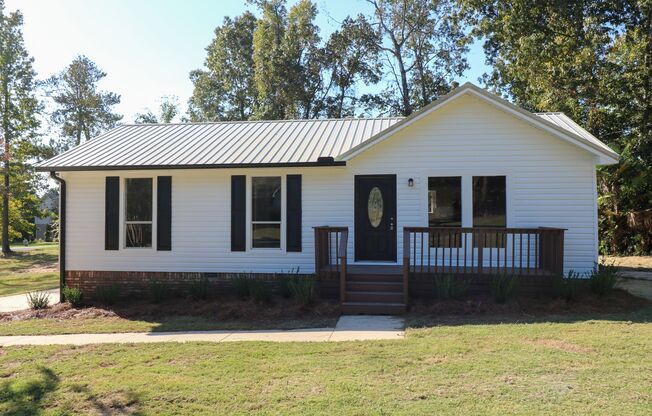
xmin=314 ymin=226 xmax=565 ymax=314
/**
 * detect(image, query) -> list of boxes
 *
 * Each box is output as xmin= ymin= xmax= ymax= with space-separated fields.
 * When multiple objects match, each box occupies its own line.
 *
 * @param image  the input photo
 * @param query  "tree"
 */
xmin=322 ymin=15 xmax=381 ymax=117
xmin=0 ymin=1 xmax=41 ymax=253
xmin=365 ymin=0 xmax=469 ymax=116
xmin=188 ymin=12 xmax=257 ymax=121
xmin=462 ymin=0 xmax=652 ymax=254
xmin=135 ymin=96 xmax=181 ymax=124
xmin=47 ymin=55 xmax=122 ymax=152
xmin=251 ymin=0 xmax=326 ymax=119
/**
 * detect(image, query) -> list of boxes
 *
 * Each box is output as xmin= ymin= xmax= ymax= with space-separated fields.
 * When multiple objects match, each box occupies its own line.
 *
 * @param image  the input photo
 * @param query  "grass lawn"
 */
xmin=0 ymin=313 xmax=339 ymax=335
xmin=0 ymin=244 xmax=58 ymax=297
xmin=1 ymin=310 xmax=650 ymax=415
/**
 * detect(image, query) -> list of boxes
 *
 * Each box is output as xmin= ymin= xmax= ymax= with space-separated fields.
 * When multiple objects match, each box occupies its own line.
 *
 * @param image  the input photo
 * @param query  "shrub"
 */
xmin=287 ymin=275 xmax=316 ymax=305
xmin=553 ymin=270 xmax=584 ymax=302
xmin=588 ymin=262 xmax=618 ymax=296
xmin=434 ymin=274 xmax=468 ymax=300
xmin=148 ymin=280 xmax=172 ymax=303
xmin=233 ymin=274 xmax=251 ymax=299
xmin=94 ymin=284 xmax=121 ymax=305
xmin=26 ymin=291 xmax=50 ymax=310
xmin=188 ymin=276 xmax=210 ymax=301
xmin=491 ymin=274 xmax=518 ymax=304
xmin=62 ymin=286 xmax=83 ymax=307
xmin=249 ymin=280 xmax=272 ymax=304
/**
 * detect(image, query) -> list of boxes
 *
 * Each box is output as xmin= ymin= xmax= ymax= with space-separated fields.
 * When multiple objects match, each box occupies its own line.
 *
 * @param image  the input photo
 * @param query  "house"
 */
xmin=37 ymin=83 xmax=618 ymax=313
xmin=34 ymin=189 xmax=59 ymax=241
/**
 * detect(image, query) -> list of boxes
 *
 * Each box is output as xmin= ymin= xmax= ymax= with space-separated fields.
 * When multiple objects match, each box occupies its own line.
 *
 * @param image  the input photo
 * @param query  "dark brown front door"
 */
xmin=355 ymin=175 xmax=397 ymax=261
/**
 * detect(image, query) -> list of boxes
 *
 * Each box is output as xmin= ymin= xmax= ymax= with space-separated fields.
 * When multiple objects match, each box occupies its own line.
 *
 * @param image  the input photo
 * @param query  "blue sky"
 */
xmin=7 ymin=0 xmax=489 ymax=122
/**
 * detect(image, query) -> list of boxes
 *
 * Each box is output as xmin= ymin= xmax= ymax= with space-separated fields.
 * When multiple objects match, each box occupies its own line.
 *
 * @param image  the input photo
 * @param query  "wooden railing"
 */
xmin=314 ymin=226 xmax=348 ymax=301
xmin=403 ymin=227 xmax=565 ymax=278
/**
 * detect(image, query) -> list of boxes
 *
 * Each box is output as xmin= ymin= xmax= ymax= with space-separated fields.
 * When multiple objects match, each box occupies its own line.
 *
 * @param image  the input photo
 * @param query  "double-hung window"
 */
xmin=125 ymin=178 xmax=153 ymax=248
xmin=251 ymin=176 xmax=282 ymax=248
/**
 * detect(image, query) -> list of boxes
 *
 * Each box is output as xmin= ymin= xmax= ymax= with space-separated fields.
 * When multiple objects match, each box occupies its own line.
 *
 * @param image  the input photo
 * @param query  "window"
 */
xmin=473 ymin=176 xmax=506 ymax=248
xmin=428 ymin=177 xmax=462 ymax=247
xmin=125 ymin=178 xmax=153 ymax=248
xmin=252 ymin=177 xmax=281 ymax=248
xmin=472 ymin=176 xmax=506 ymax=227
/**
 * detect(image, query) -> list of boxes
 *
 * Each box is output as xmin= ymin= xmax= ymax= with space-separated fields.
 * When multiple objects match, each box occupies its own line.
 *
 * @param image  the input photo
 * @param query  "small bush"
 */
xmin=94 ymin=284 xmax=121 ymax=305
xmin=589 ymin=262 xmax=618 ymax=296
xmin=148 ymin=280 xmax=172 ymax=303
xmin=188 ymin=276 xmax=210 ymax=301
xmin=434 ymin=274 xmax=468 ymax=300
xmin=26 ymin=291 xmax=50 ymax=310
xmin=553 ymin=270 xmax=584 ymax=302
xmin=249 ymin=280 xmax=272 ymax=304
xmin=62 ymin=286 xmax=83 ymax=307
xmin=491 ymin=274 xmax=518 ymax=304
xmin=233 ymin=274 xmax=251 ymax=299
xmin=287 ymin=275 xmax=316 ymax=305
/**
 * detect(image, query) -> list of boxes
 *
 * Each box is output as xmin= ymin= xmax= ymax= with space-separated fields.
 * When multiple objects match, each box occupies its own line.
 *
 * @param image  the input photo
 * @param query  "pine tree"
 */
xmin=0 ymin=1 xmax=40 ymax=254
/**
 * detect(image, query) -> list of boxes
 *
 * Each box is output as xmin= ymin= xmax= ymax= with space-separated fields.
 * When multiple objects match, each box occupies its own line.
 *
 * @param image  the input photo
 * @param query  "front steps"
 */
xmin=341 ymin=271 xmax=407 ymax=315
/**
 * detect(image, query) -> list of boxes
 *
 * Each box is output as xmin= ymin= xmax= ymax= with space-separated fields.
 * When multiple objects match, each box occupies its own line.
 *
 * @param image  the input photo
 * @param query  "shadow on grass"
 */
xmin=0 ymin=366 xmax=59 ymax=416
xmin=92 ymin=297 xmax=341 ymax=333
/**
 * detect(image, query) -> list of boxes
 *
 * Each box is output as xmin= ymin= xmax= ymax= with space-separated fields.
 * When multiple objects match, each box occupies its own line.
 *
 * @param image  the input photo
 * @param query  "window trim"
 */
xmin=121 ymin=176 xmax=156 ymax=250
xmin=420 ymin=171 xmax=512 ymax=229
xmin=247 ymin=175 xmax=285 ymax=251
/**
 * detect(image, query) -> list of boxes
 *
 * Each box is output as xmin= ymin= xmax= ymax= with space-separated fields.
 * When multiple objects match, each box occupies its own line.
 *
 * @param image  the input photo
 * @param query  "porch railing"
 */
xmin=403 ymin=227 xmax=565 ymax=277
xmin=314 ymin=226 xmax=348 ymax=301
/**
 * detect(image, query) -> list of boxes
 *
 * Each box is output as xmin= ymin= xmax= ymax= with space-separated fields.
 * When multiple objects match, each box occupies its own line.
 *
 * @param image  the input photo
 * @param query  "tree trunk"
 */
xmin=1 ymin=135 xmax=10 ymax=254
xmin=396 ymin=53 xmax=411 ymax=116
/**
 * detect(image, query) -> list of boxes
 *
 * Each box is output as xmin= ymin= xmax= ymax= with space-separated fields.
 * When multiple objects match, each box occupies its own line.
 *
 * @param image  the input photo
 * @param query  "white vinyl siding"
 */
xmin=62 ymin=94 xmax=599 ymax=274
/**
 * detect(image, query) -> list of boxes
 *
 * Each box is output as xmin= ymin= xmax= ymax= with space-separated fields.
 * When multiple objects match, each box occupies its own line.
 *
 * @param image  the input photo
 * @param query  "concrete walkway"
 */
xmin=0 ymin=288 xmax=59 ymax=313
xmin=0 ymin=315 xmax=405 ymax=346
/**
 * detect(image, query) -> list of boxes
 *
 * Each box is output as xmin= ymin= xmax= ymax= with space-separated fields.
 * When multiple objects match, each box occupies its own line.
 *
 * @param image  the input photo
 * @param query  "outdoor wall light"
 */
xmin=408 ymin=178 xmax=414 ymax=187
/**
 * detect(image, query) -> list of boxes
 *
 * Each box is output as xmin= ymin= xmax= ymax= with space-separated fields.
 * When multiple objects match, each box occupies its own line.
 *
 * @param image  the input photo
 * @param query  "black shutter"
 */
xmin=286 ymin=174 xmax=302 ymax=252
xmin=157 ymin=176 xmax=172 ymax=251
xmin=105 ymin=176 xmax=120 ymax=250
xmin=231 ymin=175 xmax=246 ymax=251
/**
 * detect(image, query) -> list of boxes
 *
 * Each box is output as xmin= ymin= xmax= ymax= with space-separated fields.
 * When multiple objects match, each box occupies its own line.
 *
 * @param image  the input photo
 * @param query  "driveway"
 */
xmin=0 ymin=288 xmax=59 ymax=313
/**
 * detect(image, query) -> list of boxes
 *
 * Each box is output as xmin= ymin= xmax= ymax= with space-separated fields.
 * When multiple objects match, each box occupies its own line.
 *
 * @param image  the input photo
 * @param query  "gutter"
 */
xmin=35 ymin=160 xmax=346 ymax=172
xmin=49 ymin=172 xmax=66 ymax=303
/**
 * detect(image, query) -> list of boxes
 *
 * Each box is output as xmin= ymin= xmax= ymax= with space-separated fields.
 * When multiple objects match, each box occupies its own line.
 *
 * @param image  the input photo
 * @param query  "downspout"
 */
xmin=50 ymin=172 xmax=66 ymax=303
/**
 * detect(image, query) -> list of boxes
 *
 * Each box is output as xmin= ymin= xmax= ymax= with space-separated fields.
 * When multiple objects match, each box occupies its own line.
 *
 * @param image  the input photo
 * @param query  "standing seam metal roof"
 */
xmin=37 ymin=118 xmax=403 ymax=170
xmin=36 ymin=84 xmax=618 ymax=171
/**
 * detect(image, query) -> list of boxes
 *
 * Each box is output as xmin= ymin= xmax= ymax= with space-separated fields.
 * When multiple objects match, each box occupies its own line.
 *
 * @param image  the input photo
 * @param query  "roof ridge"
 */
xmin=122 ymin=116 xmax=405 ymax=127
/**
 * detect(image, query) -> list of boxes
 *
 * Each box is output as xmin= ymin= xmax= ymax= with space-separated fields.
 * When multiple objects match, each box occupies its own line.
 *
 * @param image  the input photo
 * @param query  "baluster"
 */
xmin=527 ymin=232 xmax=532 ymax=274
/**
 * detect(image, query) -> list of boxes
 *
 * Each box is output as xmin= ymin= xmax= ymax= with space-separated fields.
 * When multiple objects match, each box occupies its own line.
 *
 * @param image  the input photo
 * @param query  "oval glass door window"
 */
xmin=367 ymin=187 xmax=384 ymax=228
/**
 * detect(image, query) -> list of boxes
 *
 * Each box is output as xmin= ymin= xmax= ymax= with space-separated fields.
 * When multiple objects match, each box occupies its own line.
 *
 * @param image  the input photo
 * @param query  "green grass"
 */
xmin=0 ymin=315 xmax=338 ymax=336
xmin=1 ymin=311 xmax=650 ymax=415
xmin=0 ymin=244 xmax=58 ymax=297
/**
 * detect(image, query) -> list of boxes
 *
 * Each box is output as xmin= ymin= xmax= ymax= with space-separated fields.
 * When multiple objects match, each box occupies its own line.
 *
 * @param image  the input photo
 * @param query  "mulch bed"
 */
xmin=0 ymin=297 xmax=341 ymax=323
xmin=408 ymin=289 xmax=650 ymax=325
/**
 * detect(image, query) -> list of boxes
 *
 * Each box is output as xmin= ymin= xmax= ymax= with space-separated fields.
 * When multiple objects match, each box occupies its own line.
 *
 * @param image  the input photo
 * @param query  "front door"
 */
xmin=355 ymin=175 xmax=397 ymax=261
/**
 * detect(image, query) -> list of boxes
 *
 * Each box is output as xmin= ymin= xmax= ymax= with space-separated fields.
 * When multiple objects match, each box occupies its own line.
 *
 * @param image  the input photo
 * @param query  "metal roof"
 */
xmin=37 ymin=118 xmax=402 ymax=171
xmin=534 ymin=112 xmax=616 ymax=155
xmin=36 ymin=83 xmax=618 ymax=171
